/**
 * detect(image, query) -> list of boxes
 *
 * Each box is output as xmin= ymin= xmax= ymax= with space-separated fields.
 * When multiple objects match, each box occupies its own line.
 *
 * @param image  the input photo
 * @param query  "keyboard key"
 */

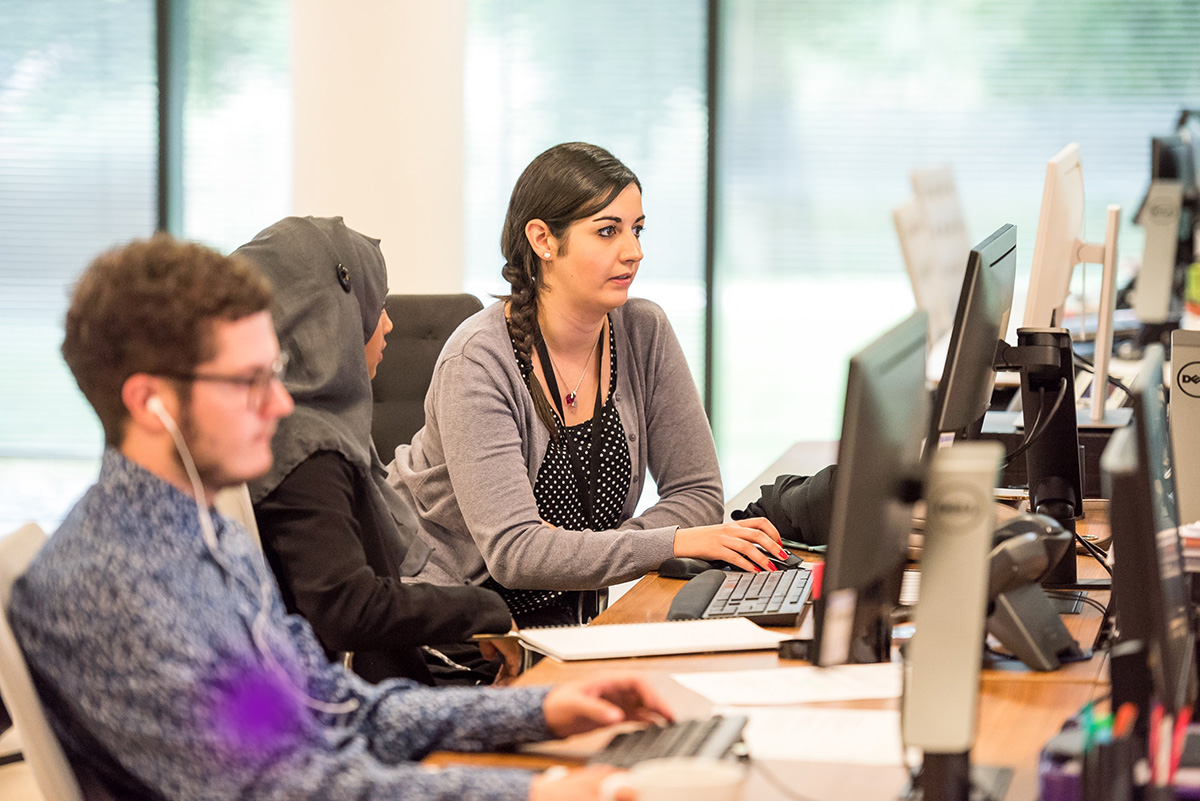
xmin=590 ymin=715 xmax=748 ymax=768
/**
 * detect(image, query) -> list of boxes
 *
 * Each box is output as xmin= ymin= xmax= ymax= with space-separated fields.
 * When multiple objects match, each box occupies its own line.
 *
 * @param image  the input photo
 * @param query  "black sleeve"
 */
xmin=253 ymin=451 xmax=513 ymax=654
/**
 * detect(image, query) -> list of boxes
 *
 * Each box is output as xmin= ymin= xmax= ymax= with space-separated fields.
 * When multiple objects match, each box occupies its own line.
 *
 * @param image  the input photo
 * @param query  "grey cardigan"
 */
xmin=386 ymin=298 xmax=724 ymax=590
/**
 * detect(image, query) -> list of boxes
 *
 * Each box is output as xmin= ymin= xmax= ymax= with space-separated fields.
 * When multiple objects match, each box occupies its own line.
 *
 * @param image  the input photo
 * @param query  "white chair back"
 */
xmin=213 ymin=483 xmax=263 ymax=552
xmin=0 ymin=523 xmax=83 ymax=801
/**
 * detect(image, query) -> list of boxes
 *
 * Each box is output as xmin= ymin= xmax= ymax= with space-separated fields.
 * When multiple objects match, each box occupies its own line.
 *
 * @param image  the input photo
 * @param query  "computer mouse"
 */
xmin=709 ymin=546 xmax=805 ymax=573
xmin=764 ymin=547 xmax=805 ymax=570
xmin=659 ymin=547 xmax=803 ymax=579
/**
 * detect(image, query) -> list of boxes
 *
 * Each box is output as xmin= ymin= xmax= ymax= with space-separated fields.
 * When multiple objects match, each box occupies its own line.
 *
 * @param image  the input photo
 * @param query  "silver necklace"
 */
xmin=545 ymin=333 xmax=600 ymax=408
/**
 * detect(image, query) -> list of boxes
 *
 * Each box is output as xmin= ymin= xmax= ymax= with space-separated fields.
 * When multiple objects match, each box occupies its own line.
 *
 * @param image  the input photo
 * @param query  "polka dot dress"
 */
xmin=488 ymin=319 xmax=632 ymax=626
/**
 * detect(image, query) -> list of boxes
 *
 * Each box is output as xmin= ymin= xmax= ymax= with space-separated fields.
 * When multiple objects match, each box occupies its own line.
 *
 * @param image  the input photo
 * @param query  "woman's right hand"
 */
xmin=672 ymin=517 xmax=787 ymax=572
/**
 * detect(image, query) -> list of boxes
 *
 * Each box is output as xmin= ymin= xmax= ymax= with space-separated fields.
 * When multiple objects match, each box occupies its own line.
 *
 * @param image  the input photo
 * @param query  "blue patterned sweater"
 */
xmin=10 ymin=449 xmax=550 ymax=800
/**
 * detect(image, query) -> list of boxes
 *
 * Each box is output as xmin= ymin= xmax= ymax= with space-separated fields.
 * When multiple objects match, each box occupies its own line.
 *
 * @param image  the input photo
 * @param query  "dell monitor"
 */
xmin=1103 ymin=344 xmax=1196 ymax=726
xmin=1134 ymin=132 xmax=1197 ymax=327
xmin=1023 ymin=143 xmax=1122 ymax=426
xmin=815 ymin=311 xmax=929 ymax=666
xmin=1025 ymin=144 xmax=1087 ymax=331
xmin=928 ymin=224 xmax=1017 ymax=448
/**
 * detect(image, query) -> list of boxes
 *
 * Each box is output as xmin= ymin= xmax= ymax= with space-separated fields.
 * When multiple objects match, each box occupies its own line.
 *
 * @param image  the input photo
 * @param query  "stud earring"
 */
xmin=543 ymin=252 xmax=551 ymax=258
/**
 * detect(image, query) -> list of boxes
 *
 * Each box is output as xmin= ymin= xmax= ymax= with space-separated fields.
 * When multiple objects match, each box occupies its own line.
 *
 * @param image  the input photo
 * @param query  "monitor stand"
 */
xmin=1042 ymin=548 xmax=1112 ymax=616
xmin=999 ymin=328 xmax=1112 ymax=612
xmin=899 ymin=753 xmax=1012 ymax=801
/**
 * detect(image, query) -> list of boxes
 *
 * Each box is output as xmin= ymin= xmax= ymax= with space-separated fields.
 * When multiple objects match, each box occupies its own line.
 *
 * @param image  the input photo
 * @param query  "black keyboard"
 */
xmin=667 ymin=567 xmax=813 ymax=626
xmin=589 ymin=715 xmax=748 ymax=768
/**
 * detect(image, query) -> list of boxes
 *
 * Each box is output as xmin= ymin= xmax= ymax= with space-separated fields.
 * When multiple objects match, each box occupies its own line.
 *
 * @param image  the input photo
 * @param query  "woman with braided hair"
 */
xmin=388 ymin=142 xmax=784 ymax=626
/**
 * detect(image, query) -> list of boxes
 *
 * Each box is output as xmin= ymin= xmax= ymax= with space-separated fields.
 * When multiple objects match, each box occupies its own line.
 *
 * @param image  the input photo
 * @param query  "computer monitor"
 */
xmin=815 ymin=311 xmax=929 ymax=666
xmin=1153 ymin=133 xmax=1196 ymax=188
xmin=1134 ymin=132 xmax=1197 ymax=326
xmin=928 ymin=224 xmax=1016 ymax=447
xmin=1023 ymin=143 xmax=1122 ymax=425
xmin=1024 ymin=144 xmax=1086 ymax=330
xmin=1103 ymin=344 xmax=1196 ymax=719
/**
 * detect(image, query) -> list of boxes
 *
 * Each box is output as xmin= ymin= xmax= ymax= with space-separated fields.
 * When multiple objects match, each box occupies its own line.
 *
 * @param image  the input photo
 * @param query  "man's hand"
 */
xmin=542 ymin=674 xmax=672 ymax=738
xmin=528 ymin=765 xmax=635 ymax=801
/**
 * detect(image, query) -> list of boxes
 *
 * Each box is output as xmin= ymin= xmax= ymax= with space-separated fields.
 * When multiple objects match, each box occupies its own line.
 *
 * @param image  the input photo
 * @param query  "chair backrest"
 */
xmin=370 ymin=293 xmax=483 ymax=459
xmin=0 ymin=523 xmax=84 ymax=801
xmin=213 ymin=483 xmax=263 ymax=552
xmin=910 ymin=165 xmax=971 ymax=342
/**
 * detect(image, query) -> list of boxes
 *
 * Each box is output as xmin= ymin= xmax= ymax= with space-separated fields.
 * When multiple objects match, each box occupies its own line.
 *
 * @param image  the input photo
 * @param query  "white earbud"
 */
xmin=147 ymin=395 xmax=169 ymax=422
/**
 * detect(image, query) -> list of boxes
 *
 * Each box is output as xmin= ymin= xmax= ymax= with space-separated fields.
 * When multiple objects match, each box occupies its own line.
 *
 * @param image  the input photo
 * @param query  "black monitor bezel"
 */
xmin=928 ymin=223 xmax=1017 ymax=448
xmin=816 ymin=311 xmax=929 ymax=665
xmin=1104 ymin=345 xmax=1195 ymax=714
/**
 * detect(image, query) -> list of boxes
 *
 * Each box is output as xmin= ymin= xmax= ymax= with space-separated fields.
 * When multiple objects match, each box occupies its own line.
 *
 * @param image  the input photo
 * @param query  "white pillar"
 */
xmin=291 ymin=0 xmax=465 ymax=293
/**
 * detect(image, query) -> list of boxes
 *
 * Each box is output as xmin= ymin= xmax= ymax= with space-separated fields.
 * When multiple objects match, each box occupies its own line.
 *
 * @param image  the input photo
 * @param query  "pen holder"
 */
xmin=1082 ymin=735 xmax=1133 ymax=801
xmin=1040 ymin=728 xmax=1084 ymax=801
xmin=1040 ymin=726 xmax=1141 ymax=801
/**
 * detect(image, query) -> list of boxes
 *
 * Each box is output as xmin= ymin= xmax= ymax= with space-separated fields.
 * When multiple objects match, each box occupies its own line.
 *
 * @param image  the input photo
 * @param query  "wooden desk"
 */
xmin=491 ymin=552 xmax=1106 ymax=800
xmin=431 ymin=444 xmax=1112 ymax=800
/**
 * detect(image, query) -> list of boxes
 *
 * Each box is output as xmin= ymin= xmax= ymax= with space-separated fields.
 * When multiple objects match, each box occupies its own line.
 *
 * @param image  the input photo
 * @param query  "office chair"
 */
xmin=370 ymin=293 xmax=483 ymax=460
xmin=213 ymin=483 xmax=263 ymax=552
xmin=0 ymin=523 xmax=84 ymax=801
xmin=213 ymin=486 xmax=365 ymax=671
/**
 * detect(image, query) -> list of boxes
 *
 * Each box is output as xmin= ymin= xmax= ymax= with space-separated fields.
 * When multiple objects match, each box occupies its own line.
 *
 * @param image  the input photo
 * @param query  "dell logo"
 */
xmin=930 ymin=485 xmax=985 ymax=532
xmin=1178 ymin=361 xmax=1200 ymax=399
xmin=1148 ymin=202 xmax=1177 ymax=221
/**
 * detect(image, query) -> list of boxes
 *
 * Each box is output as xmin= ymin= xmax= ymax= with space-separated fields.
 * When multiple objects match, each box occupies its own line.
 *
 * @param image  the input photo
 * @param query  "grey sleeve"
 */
xmin=431 ymin=350 xmax=676 ymax=590
xmin=614 ymin=304 xmax=725 ymax=533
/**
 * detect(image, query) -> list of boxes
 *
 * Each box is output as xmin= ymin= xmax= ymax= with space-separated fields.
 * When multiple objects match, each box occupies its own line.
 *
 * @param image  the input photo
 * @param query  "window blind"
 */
xmin=714 ymin=0 xmax=1200 ymax=484
xmin=0 ymin=0 xmax=156 ymax=457
xmin=463 ymin=0 xmax=710 ymax=379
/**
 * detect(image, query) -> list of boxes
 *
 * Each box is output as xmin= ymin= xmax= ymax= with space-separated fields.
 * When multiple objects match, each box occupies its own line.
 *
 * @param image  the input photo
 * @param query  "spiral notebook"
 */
xmin=517 ymin=618 xmax=788 ymax=661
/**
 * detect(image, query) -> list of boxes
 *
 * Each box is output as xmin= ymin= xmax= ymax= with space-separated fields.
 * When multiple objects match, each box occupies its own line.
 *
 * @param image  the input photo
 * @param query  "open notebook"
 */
xmin=517 ymin=618 xmax=788 ymax=662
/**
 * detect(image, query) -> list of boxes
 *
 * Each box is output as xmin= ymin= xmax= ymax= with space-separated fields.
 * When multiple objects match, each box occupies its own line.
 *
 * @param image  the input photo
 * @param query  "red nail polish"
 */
xmin=753 ymin=566 xmax=762 ymax=573
xmin=779 ymin=549 xmax=789 ymax=559
xmin=767 ymin=563 xmax=778 ymax=572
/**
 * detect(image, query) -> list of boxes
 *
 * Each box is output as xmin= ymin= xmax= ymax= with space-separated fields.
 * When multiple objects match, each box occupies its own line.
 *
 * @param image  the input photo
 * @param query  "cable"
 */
xmin=1073 ymin=352 xmax=1133 ymax=398
xmin=1045 ymin=591 xmax=1110 ymax=617
xmin=1003 ymin=378 xmax=1069 ymax=467
xmin=1073 ymin=532 xmax=1113 ymax=576
xmin=151 ymin=399 xmax=358 ymax=716
xmin=1000 ymin=387 xmax=1047 ymax=468
xmin=749 ymin=758 xmax=822 ymax=801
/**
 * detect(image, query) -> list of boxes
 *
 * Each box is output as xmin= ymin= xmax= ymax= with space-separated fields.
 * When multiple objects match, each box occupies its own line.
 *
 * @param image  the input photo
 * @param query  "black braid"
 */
xmin=502 ymin=258 xmax=561 ymax=441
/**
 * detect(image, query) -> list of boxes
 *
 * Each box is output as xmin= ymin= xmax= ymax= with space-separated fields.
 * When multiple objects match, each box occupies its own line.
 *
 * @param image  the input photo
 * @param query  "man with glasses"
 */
xmin=8 ymin=234 xmax=667 ymax=801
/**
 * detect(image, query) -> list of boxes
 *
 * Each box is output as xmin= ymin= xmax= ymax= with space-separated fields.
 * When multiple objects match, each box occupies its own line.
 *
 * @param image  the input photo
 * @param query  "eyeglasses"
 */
xmin=160 ymin=353 xmax=288 ymax=412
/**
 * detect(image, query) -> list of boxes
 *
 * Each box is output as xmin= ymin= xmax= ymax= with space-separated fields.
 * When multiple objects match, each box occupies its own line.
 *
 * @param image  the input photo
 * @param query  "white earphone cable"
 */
xmin=149 ymin=397 xmax=358 ymax=715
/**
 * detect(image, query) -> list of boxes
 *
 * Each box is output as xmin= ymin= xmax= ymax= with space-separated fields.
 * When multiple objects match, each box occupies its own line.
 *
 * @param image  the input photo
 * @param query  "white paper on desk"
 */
xmin=719 ymin=705 xmax=908 ymax=766
xmin=672 ymin=662 xmax=902 ymax=706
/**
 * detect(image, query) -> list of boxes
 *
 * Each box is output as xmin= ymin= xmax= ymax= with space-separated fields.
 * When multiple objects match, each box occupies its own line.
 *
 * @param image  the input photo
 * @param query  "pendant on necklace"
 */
xmin=565 ymin=392 xmax=578 ymax=407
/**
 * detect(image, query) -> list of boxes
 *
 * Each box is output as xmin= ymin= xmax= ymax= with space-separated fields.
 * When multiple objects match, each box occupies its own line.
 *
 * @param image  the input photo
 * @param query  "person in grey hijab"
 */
xmin=239 ymin=216 xmax=517 ymax=686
